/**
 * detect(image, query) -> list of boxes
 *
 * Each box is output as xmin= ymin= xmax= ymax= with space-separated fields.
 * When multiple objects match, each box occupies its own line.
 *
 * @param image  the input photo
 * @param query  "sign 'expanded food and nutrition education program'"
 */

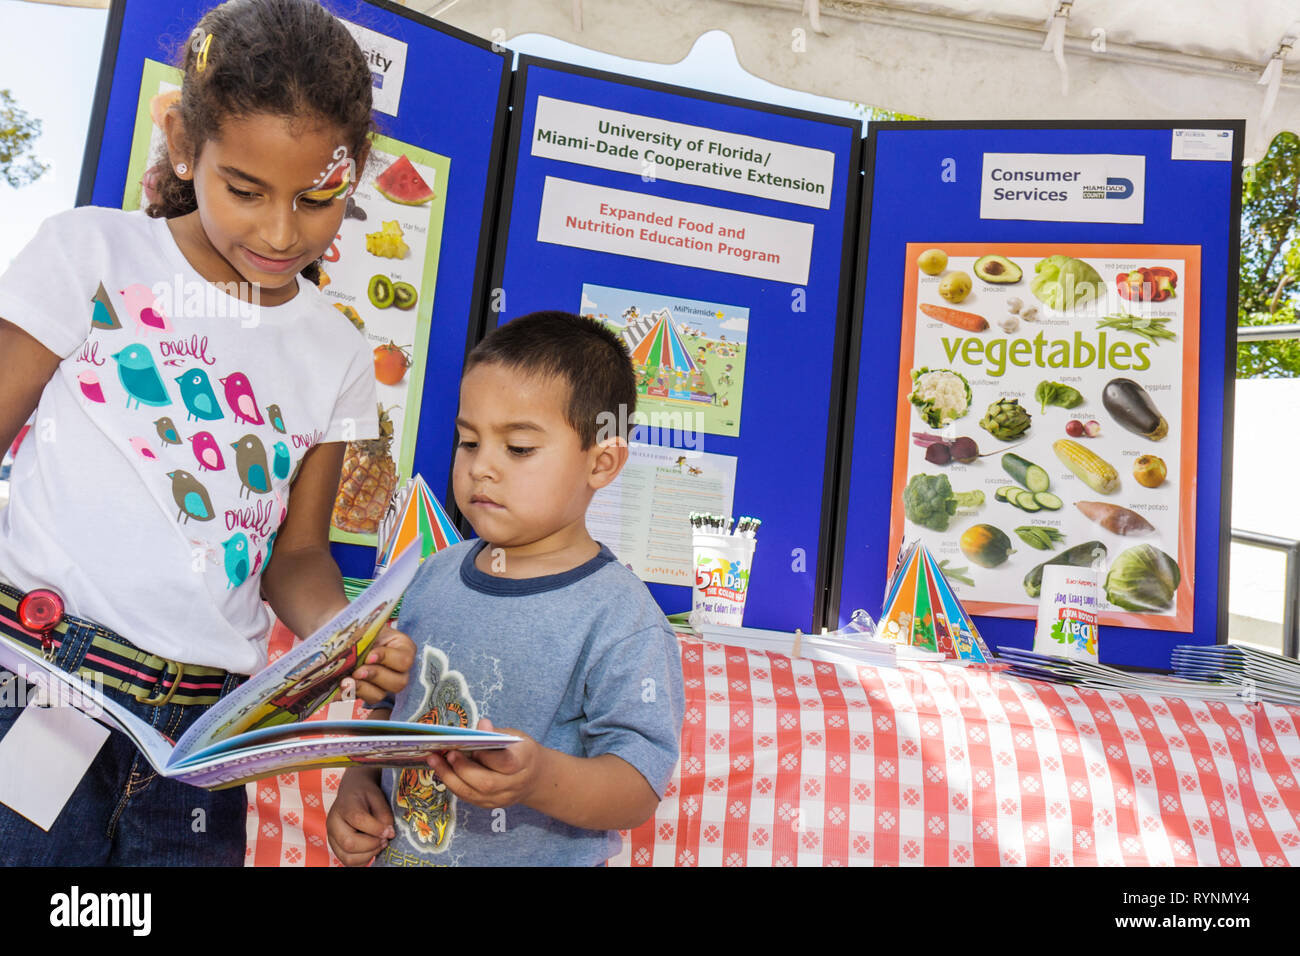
xmin=888 ymin=242 xmax=1200 ymax=632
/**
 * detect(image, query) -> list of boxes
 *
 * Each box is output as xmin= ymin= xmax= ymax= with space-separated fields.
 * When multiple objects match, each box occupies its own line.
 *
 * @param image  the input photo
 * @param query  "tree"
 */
xmin=1237 ymin=132 xmax=1300 ymax=378
xmin=854 ymin=104 xmax=926 ymax=127
xmin=0 ymin=89 xmax=47 ymax=189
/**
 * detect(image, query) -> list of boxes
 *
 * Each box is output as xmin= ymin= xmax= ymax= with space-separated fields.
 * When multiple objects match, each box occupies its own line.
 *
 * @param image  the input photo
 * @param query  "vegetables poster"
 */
xmin=888 ymin=242 xmax=1200 ymax=632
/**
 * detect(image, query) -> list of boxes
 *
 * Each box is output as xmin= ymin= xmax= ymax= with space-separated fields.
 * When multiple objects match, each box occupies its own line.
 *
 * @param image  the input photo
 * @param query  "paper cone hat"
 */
xmin=879 ymin=540 xmax=991 ymax=663
xmin=374 ymin=474 xmax=462 ymax=574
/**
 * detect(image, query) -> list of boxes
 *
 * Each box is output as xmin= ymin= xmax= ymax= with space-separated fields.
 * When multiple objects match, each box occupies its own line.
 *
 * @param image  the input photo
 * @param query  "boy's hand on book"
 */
xmin=327 ymin=769 xmax=395 ymax=866
xmin=344 ymin=625 xmax=415 ymax=704
xmin=425 ymin=718 xmax=541 ymax=810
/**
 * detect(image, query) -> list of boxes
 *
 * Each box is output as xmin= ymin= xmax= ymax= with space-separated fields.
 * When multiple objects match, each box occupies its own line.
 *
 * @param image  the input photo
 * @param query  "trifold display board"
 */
xmin=77 ymin=0 xmax=509 ymax=580
xmin=832 ymin=122 xmax=1243 ymax=669
xmin=488 ymin=57 xmax=861 ymax=632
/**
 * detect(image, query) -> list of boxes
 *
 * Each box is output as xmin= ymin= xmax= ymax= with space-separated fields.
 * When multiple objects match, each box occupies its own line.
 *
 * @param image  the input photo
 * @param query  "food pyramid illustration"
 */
xmin=622 ymin=307 xmax=699 ymax=374
xmin=879 ymin=541 xmax=991 ymax=663
xmin=374 ymin=474 xmax=461 ymax=574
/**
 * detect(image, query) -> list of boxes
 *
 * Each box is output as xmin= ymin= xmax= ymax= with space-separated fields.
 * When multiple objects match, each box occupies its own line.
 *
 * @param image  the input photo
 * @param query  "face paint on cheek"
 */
xmin=293 ymin=144 xmax=356 ymax=211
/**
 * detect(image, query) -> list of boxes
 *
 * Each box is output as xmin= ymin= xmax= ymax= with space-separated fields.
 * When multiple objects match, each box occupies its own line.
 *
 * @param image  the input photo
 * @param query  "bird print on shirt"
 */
xmin=112 ymin=344 xmax=171 ymax=409
xmin=78 ymin=370 xmax=106 ymax=404
xmin=129 ymin=436 xmax=157 ymax=461
xmin=266 ymin=404 xmax=286 ymax=434
xmin=168 ymin=469 xmax=214 ymax=524
xmin=153 ymin=416 xmax=183 ymax=447
xmin=232 ymin=433 xmax=271 ymax=497
xmin=222 ymin=533 xmax=251 ymax=589
xmin=221 ymin=372 xmax=264 ymax=426
xmin=79 ymin=276 xmax=324 ymax=595
xmin=190 ymin=430 xmax=225 ymax=472
xmin=176 ymin=368 xmax=223 ymax=422
xmin=121 ymin=283 xmax=172 ymax=334
xmin=272 ymin=441 xmax=291 ymax=480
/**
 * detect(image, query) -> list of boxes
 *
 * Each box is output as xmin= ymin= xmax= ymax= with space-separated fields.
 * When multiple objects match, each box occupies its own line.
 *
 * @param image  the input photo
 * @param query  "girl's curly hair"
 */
xmin=146 ymin=0 xmax=374 ymax=284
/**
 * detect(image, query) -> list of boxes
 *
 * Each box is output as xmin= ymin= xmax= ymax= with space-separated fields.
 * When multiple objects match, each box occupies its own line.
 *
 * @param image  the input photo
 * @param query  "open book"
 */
xmin=0 ymin=546 xmax=514 ymax=790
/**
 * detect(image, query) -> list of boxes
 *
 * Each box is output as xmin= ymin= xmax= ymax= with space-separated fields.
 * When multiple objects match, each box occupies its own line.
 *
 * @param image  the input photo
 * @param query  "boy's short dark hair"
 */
xmin=465 ymin=311 xmax=637 ymax=448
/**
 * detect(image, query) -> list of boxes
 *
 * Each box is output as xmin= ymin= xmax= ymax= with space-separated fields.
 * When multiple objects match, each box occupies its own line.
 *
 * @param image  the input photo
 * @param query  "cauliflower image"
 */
xmin=909 ymin=367 xmax=972 ymax=428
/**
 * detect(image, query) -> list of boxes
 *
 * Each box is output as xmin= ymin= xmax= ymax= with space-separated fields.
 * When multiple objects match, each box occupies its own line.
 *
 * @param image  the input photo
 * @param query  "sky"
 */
xmin=0 ymin=2 xmax=864 ymax=271
xmin=0 ymin=0 xmax=110 ymax=268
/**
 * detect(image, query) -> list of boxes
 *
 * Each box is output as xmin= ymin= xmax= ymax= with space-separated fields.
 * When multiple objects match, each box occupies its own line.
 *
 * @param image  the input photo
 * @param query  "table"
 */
xmin=246 ymin=625 xmax=1300 ymax=866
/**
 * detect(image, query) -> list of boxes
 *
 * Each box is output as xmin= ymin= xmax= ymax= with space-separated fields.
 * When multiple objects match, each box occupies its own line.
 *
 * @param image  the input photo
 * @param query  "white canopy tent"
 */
xmin=417 ymin=0 xmax=1298 ymax=162
xmin=22 ymin=0 xmax=1300 ymax=160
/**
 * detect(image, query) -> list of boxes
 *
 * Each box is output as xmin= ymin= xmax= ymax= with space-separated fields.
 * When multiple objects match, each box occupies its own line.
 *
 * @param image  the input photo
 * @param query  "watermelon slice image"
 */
xmin=375 ymin=155 xmax=434 ymax=206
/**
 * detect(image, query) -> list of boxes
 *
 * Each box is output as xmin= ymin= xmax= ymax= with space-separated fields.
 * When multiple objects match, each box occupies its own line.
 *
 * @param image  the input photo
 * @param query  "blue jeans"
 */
xmin=0 ymin=617 xmax=247 ymax=866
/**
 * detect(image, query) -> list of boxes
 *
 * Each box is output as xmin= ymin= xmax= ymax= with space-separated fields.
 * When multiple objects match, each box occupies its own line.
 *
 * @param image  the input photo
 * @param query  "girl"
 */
xmin=0 ymin=0 xmax=412 ymax=865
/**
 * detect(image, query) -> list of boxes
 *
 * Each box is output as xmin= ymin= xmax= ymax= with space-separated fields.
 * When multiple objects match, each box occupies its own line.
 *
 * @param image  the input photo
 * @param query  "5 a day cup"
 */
xmin=689 ymin=532 xmax=756 ymax=628
xmin=1033 ymin=564 xmax=1100 ymax=661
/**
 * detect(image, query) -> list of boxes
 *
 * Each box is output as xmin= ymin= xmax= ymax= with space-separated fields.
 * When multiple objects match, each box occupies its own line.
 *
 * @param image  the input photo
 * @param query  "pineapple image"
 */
xmin=332 ymin=404 xmax=398 ymax=535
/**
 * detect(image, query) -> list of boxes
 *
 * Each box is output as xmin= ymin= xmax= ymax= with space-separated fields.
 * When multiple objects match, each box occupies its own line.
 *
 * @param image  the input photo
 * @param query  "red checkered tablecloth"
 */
xmin=247 ymin=625 xmax=1300 ymax=866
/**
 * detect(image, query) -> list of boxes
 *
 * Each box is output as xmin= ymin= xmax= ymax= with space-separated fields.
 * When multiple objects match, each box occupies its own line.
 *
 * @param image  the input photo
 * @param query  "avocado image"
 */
xmin=974 ymin=254 xmax=1022 ymax=284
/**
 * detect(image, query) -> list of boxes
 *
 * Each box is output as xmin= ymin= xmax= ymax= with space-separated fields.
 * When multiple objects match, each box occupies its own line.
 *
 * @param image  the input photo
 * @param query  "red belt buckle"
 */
xmin=17 ymin=588 xmax=64 ymax=659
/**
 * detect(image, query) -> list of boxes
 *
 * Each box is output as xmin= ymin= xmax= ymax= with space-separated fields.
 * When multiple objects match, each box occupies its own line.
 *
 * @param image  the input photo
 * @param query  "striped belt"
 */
xmin=0 ymin=582 xmax=236 ymax=707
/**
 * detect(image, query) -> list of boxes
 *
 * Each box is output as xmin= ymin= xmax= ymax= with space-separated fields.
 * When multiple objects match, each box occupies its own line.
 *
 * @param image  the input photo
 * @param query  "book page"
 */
xmin=173 ymin=545 xmax=423 ymax=759
xmin=172 ymin=731 xmax=513 ymax=791
xmin=0 ymin=637 xmax=176 ymax=774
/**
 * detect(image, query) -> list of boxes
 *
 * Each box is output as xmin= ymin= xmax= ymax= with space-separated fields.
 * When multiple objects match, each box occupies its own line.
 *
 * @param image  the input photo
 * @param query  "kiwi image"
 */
xmin=367 ymin=274 xmax=395 ymax=309
xmin=392 ymin=281 xmax=418 ymax=311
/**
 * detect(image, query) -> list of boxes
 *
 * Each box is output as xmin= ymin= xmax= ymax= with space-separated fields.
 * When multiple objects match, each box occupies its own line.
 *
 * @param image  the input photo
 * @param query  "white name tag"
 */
xmin=0 ymin=702 xmax=109 ymax=831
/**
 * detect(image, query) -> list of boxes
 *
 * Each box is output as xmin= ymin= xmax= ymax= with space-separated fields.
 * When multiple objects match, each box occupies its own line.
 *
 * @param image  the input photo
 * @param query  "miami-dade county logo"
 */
xmin=1082 ymin=177 xmax=1134 ymax=200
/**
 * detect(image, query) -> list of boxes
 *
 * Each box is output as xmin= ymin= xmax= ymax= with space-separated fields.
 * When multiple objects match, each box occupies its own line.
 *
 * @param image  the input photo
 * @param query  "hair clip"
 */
xmin=293 ymin=145 xmax=357 ymax=209
xmin=190 ymin=27 xmax=212 ymax=74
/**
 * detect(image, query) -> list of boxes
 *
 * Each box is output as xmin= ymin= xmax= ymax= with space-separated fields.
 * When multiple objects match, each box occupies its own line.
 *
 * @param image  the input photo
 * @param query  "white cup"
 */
xmin=1033 ymin=564 xmax=1100 ymax=661
xmin=689 ymin=532 xmax=757 ymax=628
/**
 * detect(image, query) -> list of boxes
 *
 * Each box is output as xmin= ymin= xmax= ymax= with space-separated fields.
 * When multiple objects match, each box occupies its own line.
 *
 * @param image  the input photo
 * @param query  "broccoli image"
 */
xmin=902 ymin=474 xmax=985 ymax=532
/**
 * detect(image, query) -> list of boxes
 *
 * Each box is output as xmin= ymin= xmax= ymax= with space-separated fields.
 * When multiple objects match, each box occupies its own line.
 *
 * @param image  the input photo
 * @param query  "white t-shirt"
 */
xmin=0 ymin=207 xmax=378 ymax=673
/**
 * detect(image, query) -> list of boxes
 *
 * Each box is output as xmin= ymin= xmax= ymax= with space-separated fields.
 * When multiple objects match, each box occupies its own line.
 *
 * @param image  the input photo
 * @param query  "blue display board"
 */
xmin=489 ymin=57 xmax=861 ymax=631
xmin=77 ymin=0 xmax=509 ymax=579
xmin=831 ymin=122 xmax=1243 ymax=669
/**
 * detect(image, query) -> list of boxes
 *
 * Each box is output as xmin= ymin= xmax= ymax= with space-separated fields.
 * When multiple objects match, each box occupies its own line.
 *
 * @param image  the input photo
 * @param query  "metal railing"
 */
xmin=1230 ymin=529 xmax=1300 ymax=659
xmin=1236 ymin=324 xmax=1300 ymax=342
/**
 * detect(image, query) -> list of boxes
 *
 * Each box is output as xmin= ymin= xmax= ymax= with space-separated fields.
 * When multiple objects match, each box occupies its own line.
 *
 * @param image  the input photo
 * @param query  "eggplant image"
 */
xmin=1102 ymin=378 xmax=1168 ymax=441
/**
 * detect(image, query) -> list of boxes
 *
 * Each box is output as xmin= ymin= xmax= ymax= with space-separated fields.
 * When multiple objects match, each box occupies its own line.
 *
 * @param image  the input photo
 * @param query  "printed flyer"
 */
xmin=586 ymin=443 xmax=738 ymax=587
xmin=887 ymin=242 xmax=1200 ymax=632
xmin=581 ymin=283 xmax=747 ymax=437
xmin=122 ymin=61 xmax=450 ymax=546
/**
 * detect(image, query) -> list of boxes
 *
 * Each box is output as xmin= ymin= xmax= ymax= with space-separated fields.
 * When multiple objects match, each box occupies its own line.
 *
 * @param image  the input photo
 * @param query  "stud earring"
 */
xmin=176 ymin=163 xmax=189 ymax=176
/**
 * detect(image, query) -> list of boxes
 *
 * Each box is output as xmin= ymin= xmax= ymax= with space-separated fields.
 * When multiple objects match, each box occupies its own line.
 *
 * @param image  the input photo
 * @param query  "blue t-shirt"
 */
xmin=376 ymin=539 xmax=685 ymax=867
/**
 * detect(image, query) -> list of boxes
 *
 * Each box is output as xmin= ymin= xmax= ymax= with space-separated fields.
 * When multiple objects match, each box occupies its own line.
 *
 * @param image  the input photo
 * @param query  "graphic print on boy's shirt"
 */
xmin=71 ymin=279 xmax=321 ymax=591
xmin=392 ymin=645 xmax=477 ymax=857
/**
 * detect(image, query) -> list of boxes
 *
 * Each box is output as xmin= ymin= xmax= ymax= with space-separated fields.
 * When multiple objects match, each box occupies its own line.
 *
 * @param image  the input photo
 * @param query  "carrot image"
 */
xmin=919 ymin=302 xmax=989 ymax=332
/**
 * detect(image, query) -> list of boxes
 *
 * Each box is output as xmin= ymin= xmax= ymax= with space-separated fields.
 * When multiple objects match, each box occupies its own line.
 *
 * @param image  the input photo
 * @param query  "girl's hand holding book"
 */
xmin=343 ymin=624 xmax=414 ymax=704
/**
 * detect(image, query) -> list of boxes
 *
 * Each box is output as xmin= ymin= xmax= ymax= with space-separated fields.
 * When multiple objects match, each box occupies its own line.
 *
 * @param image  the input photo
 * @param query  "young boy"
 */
xmin=327 ymin=311 xmax=685 ymax=866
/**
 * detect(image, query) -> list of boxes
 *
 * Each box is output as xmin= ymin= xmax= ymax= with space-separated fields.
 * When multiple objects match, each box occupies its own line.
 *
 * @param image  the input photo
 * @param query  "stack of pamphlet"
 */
xmin=1171 ymin=644 xmax=1300 ymax=706
xmin=996 ymin=647 xmax=1245 ymax=703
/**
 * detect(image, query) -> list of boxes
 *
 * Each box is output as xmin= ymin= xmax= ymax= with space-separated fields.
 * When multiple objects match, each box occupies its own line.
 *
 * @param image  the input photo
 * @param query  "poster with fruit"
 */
xmin=123 ymin=59 xmax=180 ymax=213
xmin=320 ymin=137 xmax=449 ymax=544
xmin=887 ymin=242 xmax=1200 ymax=633
xmin=122 ymin=64 xmax=450 ymax=545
